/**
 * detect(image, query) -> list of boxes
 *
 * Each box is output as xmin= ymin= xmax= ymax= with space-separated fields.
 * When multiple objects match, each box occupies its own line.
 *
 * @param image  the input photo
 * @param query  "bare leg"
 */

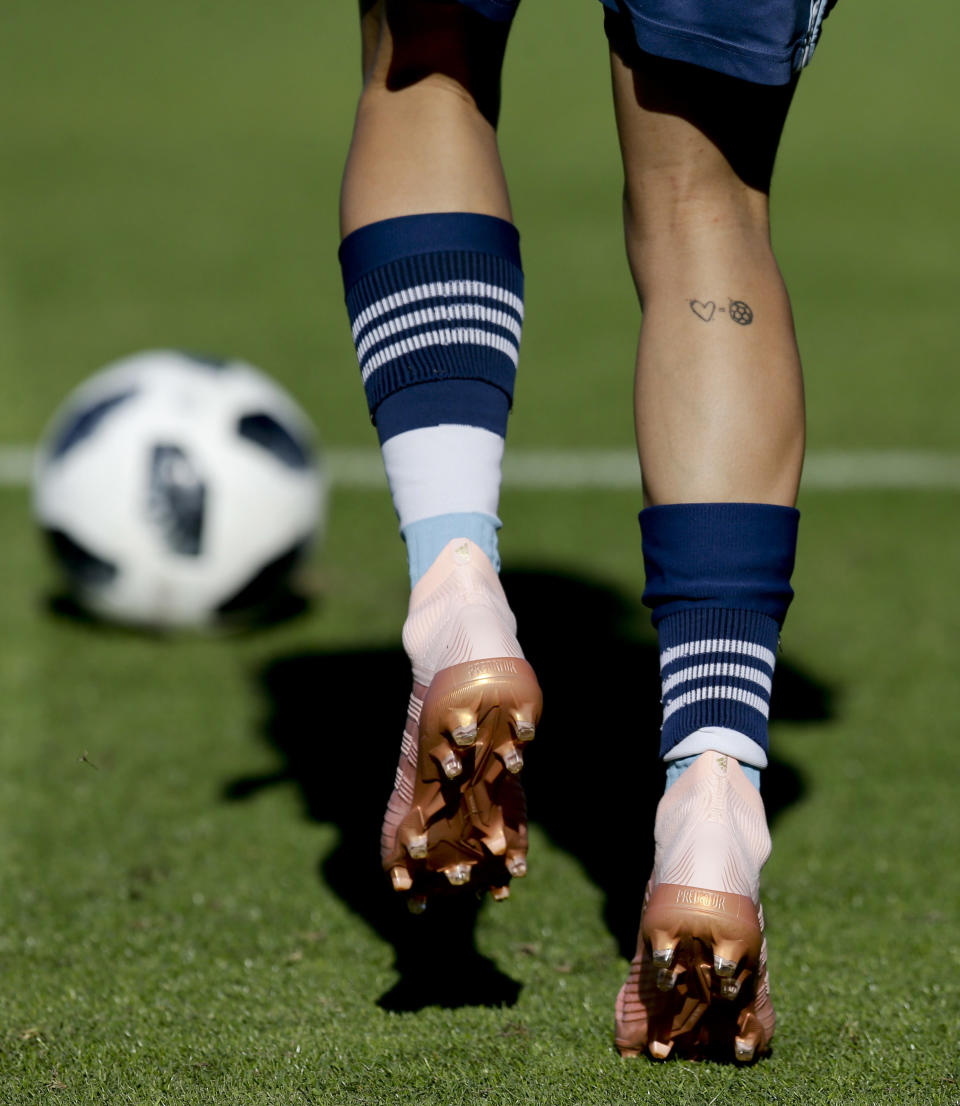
xmin=341 ymin=0 xmax=512 ymax=235
xmin=611 ymin=48 xmax=805 ymax=507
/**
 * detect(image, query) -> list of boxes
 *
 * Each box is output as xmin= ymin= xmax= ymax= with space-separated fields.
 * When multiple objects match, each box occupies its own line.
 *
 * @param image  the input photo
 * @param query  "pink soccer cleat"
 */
xmin=616 ymin=750 xmax=776 ymax=1061
xmin=381 ymin=538 xmax=541 ymax=905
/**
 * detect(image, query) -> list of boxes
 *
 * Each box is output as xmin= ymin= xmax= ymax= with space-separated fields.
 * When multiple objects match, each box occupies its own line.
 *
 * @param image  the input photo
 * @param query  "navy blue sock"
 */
xmin=640 ymin=502 xmax=799 ymax=770
xmin=339 ymin=213 xmax=522 ymax=441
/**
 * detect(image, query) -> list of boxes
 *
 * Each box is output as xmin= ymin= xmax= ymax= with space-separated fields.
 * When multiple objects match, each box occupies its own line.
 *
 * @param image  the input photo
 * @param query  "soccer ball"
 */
xmin=33 ymin=350 xmax=326 ymax=628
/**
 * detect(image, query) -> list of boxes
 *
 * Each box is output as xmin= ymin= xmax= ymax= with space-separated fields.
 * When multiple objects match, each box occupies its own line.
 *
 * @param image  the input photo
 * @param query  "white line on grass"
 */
xmin=3 ymin=445 xmax=960 ymax=491
xmin=0 ymin=447 xmax=33 ymax=486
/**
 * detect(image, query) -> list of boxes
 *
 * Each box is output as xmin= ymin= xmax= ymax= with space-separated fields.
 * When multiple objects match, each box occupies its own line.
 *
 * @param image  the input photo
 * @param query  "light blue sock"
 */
xmin=665 ymin=754 xmax=761 ymax=792
xmin=402 ymin=511 xmax=500 ymax=587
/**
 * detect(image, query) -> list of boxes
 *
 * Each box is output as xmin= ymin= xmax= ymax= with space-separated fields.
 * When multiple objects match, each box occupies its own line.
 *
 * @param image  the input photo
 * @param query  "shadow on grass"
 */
xmin=224 ymin=566 xmax=833 ymax=1011
xmin=44 ymin=586 xmax=314 ymax=635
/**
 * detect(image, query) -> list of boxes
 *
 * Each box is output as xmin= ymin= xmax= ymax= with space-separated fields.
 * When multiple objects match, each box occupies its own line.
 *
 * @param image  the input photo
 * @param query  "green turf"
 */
xmin=2 ymin=487 xmax=959 ymax=1104
xmin=2 ymin=0 xmax=960 ymax=1102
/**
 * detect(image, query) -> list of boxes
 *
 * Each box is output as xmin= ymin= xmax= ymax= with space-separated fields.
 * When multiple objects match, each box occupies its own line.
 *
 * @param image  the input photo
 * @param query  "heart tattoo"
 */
xmin=689 ymin=299 xmax=716 ymax=322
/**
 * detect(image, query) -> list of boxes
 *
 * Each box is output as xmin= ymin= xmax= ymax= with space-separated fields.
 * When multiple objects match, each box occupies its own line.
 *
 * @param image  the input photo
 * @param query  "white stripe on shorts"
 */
xmin=796 ymin=0 xmax=831 ymax=70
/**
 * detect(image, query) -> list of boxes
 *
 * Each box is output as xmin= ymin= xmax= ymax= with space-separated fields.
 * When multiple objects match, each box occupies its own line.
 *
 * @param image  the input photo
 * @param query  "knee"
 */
xmin=612 ymin=52 xmax=794 ymax=289
xmin=624 ymin=157 xmax=771 ymax=244
xmin=362 ymin=0 xmax=510 ymax=126
xmin=622 ymin=174 xmax=773 ymax=294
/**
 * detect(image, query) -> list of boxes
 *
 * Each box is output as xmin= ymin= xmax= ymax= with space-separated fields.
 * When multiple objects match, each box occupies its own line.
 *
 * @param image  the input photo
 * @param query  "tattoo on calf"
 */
xmin=727 ymin=299 xmax=754 ymax=325
xmin=688 ymin=298 xmax=754 ymax=326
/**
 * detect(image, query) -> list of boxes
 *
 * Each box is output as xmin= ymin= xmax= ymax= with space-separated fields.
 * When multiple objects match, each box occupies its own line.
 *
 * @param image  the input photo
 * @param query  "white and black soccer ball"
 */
xmin=33 ymin=350 xmax=326 ymax=628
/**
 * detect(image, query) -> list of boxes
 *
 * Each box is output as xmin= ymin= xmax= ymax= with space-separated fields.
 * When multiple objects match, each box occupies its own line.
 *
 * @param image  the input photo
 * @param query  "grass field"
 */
xmin=2 ymin=1 xmax=959 ymax=1103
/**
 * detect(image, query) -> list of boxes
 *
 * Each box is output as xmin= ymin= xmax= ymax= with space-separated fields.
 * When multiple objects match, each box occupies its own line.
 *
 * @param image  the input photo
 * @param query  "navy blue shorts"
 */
xmin=454 ymin=0 xmax=834 ymax=86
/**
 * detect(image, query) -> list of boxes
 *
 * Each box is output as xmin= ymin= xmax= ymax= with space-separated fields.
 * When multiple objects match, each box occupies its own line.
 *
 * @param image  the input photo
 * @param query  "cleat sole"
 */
xmin=382 ymin=658 xmax=542 ymax=900
xmin=615 ymin=881 xmax=775 ymax=1062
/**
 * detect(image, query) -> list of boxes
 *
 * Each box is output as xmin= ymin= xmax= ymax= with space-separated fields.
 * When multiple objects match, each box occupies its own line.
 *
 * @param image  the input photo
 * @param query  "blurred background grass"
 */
xmin=2 ymin=0 xmax=957 ymax=447
xmin=1 ymin=1 xmax=959 ymax=1103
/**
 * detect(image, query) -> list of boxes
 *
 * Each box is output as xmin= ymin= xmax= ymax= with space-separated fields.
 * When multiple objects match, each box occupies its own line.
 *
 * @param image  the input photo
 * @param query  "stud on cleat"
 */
xmin=407 ymin=895 xmax=428 ymax=915
xmin=721 ymin=978 xmax=741 ymax=1000
xmin=714 ymin=955 xmax=738 ymax=978
xmin=499 ymin=741 xmax=523 ymax=774
xmin=450 ymin=723 xmax=478 ymax=748
xmin=490 ymin=885 xmax=510 ymax=902
xmin=648 ymin=1040 xmax=673 ymax=1061
xmin=443 ymin=863 xmax=472 ymax=886
xmin=404 ymin=833 xmax=429 ymax=860
xmin=440 ymin=753 xmax=462 ymax=779
xmin=656 ymin=967 xmax=677 ymax=992
xmin=483 ymin=826 xmax=507 ymax=856
xmin=390 ymin=866 xmax=413 ymax=892
xmin=505 ymin=854 xmax=527 ymax=878
xmin=734 ymin=1037 xmax=756 ymax=1063
xmin=512 ymin=718 xmax=536 ymax=742
xmin=652 ymin=946 xmax=676 ymax=967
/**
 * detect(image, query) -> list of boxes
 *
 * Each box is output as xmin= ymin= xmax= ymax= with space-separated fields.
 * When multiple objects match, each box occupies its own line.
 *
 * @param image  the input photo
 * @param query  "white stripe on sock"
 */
xmin=662 ymin=685 xmax=771 ymax=723
xmin=660 ymin=638 xmax=777 ymax=672
xmin=661 ymin=662 xmax=773 ymax=697
xmin=380 ymin=425 xmax=505 ymax=528
xmin=351 ymin=280 xmax=524 ymax=340
xmin=360 ymin=328 xmax=519 ymax=383
xmin=356 ymin=303 xmax=522 ymax=362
